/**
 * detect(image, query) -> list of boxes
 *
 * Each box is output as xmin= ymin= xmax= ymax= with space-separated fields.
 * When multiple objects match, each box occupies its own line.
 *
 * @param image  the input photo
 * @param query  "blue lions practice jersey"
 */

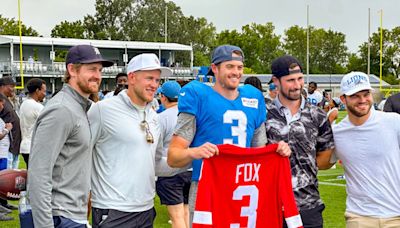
xmin=178 ymin=81 xmax=266 ymax=181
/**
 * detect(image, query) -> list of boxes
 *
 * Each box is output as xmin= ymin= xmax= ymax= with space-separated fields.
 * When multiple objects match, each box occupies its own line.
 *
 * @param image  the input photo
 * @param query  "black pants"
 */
xmin=284 ymin=204 xmax=325 ymax=228
xmin=92 ymin=207 xmax=156 ymax=228
xmin=22 ymin=154 xmax=29 ymax=169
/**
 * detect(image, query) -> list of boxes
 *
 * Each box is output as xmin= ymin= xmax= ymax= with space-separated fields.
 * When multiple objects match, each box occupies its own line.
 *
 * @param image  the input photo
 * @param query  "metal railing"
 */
xmin=0 ymin=61 xmax=195 ymax=79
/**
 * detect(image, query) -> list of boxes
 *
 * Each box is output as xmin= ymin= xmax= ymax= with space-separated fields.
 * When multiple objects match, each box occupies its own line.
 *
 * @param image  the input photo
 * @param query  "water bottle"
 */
xmin=19 ymin=191 xmax=34 ymax=228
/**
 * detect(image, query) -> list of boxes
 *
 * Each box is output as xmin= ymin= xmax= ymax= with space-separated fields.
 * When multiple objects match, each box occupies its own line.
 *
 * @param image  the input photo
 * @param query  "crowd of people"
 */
xmin=0 ymin=43 xmax=397 ymax=228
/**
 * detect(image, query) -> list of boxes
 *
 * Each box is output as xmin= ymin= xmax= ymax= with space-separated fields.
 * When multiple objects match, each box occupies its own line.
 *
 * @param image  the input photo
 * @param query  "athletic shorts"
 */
xmin=156 ymin=171 xmax=192 ymax=205
xmin=284 ymin=204 xmax=325 ymax=228
xmin=0 ymin=158 xmax=7 ymax=170
xmin=92 ymin=207 xmax=156 ymax=228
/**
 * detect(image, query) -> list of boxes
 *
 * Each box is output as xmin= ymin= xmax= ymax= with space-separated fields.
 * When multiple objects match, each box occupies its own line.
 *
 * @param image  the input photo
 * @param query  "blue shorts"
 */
xmin=0 ymin=158 xmax=7 ymax=171
xmin=156 ymin=171 xmax=192 ymax=205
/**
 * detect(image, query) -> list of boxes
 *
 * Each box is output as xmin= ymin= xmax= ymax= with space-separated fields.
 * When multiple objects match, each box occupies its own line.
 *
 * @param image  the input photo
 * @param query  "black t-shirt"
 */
xmin=0 ymin=93 xmax=21 ymax=155
xmin=383 ymin=93 xmax=400 ymax=114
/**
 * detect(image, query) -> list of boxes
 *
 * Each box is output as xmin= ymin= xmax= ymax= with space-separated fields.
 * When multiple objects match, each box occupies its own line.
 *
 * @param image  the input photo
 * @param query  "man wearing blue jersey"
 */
xmin=167 ymin=45 xmax=290 ymax=224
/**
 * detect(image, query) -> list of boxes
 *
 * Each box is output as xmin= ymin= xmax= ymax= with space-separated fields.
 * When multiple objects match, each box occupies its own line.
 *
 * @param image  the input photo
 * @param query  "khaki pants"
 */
xmin=345 ymin=212 xmax=400 ymax=228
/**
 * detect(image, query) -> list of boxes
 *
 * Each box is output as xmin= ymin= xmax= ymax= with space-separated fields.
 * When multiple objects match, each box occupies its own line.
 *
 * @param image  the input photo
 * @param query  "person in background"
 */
xmin=0 ymin=97 xmax=14 ymax=221
xmin=0 ymin=76 xmax=21 ymax=213
xmin=244 ymin=76 xmax=264 ymax=93
xmin=19 ymin=78 xmax=46 ymax=168
xmin=28 ymin=44 xmax=113 ymax=228
xmin=326 ymin=97 xmax=341 ymax=125
xmin=307 ymin=81 xmax=323 ymax=106
xmin=103 ymin=72 xmax=128 ymax=99
xmin=155 ymin=81 xmax=192 ymax=228
xmin=266 ymin=81 xmax=278 ymax=100
xmin=383 ymin=92 xmax=400 ymax=114
xmin=0 ymin=76 xmax=21 ymax=171
xmin=377 ymin=96 xmax=387 ymax=111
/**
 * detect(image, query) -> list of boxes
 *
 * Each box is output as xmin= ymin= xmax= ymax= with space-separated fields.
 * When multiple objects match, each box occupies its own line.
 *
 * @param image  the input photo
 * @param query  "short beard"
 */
xmin=346 ymin=103 xmax=372 ymax=117
xmin=77 ymin=80 xmax=99 ymax=94
xmin=280 ymin=89 xmax=302 ymax=101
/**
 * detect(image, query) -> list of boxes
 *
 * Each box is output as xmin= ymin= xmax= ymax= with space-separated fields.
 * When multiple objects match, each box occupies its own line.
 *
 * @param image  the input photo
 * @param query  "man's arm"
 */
xmin=167 ymin=113 xmax=218 ymax=168
xmin=316 ymin=149 xmax=335 ymax=170
xmin=251 ymin=124 xmax=267 ymax=147
xmin=28 ymin=105 xmax=73 ymax=228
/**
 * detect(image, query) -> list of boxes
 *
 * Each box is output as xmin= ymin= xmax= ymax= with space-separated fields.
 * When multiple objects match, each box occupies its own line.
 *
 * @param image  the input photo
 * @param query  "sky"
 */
xmin=1 ymin=0 xmax=399 ymax=53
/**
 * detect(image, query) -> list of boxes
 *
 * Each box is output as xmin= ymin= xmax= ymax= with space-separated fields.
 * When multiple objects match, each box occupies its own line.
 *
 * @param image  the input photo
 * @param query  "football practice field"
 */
xmin=2 ymin=112 xmax=349 ymax=228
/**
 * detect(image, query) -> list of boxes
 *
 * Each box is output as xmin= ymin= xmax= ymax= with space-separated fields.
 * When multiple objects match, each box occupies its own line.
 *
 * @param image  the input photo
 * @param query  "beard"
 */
xmin=77 ymin=78 xmax=100 ymax=94
xmin=280 ymin=88 xmax=302 ymax=101
xmin=346 ymin=102 xmax=372 ymax=117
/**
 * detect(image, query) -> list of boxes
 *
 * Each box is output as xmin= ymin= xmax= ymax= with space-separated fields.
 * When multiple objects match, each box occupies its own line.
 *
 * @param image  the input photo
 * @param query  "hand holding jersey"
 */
xmin=187 ymin=142 xmax=219 ymax=159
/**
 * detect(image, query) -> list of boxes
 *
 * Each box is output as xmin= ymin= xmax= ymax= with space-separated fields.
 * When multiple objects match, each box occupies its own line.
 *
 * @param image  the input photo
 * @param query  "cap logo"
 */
xmin=93 ymin=47 xmax=100 ymax=55
xmin=346 ymin=74 xmax=367 ymax=86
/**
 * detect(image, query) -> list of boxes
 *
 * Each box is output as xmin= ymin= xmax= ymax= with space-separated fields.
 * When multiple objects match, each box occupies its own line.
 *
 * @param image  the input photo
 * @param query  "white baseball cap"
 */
xmin=340 ymin=71 xmax=374 ymax=96
xmin=126 ymin=53 xmax=173 ymax=77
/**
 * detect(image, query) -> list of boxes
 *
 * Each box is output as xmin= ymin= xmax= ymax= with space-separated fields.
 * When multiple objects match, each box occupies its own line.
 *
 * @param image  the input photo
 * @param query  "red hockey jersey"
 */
xmin=193 ymin=144 xmax=303 ymax=228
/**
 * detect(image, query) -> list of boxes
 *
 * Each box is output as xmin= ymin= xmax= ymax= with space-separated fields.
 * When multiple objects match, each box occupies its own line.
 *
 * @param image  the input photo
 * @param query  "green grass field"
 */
xmin=2 ymin=111 xmax=349 ymax=227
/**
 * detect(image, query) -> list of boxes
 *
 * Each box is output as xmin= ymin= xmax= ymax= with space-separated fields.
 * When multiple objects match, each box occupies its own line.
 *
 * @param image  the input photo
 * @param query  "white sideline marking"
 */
xmin=323 ymin=178 xmax=346 ymax=182
xmin=319 ymin=181 xmax=346 ymax=187
xmin=318 ymin=172 xmax=344 ymax=177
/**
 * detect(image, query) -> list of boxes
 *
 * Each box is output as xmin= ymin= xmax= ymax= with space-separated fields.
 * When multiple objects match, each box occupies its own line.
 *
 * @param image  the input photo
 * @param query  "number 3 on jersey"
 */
xmin=230 ymin=185 xmax=259 ymax=228
xmin=223 ymin=110 xmax=247 ymax=147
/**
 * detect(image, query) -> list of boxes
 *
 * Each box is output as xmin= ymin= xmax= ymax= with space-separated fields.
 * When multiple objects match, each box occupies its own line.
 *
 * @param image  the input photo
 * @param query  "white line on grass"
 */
xmin=319 ymin=181 xmax=346 ymax=187
xmin=318 ymin=172 xmax=344 ymax=177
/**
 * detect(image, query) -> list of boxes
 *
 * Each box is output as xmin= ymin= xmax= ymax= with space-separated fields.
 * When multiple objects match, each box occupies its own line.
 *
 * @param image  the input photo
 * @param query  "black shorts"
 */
xmin=92 ymin=207 xmax=156 ymax=228
xmin=284 ymin=204 xmax=325 ymax=228
xmin=156 ymin=171 xmax=192 ymax=205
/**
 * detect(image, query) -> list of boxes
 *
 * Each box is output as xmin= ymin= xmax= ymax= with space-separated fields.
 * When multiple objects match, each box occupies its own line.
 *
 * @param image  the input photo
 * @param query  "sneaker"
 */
xmin=0 ymin=205 xmax=11 ymax=214
xmin=1 ymin=204 xmax=18 ymax=210
xmin=0 ymin=213 xmax=14 ymax=221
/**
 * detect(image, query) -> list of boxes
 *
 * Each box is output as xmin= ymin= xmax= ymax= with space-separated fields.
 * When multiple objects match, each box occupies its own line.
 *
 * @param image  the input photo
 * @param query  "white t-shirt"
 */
xmin=19 ymin=98 xmax=44 ymax=154
xmin=307 ymin=91 xmax=323 ymax=106
xmin=0 ymin=118 xmax=10 ymax=158
xmin=155 ymin=105 xmax=190 ymax=177
xmin=332 ymin=109 xmax=400 ymax=218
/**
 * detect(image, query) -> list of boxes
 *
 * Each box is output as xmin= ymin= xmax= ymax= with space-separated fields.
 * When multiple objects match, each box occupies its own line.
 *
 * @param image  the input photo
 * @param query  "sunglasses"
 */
xmin=140 ymin=120 xmax=154 ymax=144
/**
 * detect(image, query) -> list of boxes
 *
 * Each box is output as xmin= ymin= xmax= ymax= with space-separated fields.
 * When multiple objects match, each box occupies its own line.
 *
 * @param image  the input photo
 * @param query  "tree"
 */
xmin=283 ymin=26 xmax=348 ymax=74
xmin=0 ymin=15 xmax=39 ymax=36
xmin=51 ymin=20 xmax=86 ymax=39
xmin=357 ymin=27 xmax=400 ymax=83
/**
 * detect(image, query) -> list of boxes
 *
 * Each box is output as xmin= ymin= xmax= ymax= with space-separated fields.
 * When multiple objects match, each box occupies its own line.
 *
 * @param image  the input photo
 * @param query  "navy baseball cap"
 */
xmin=271 ymin=55 xmax=303 ymax=78
xmin=66 ymin=45 xmax=113 ymax=67
xmin=159 ymin=81 xmax=181 ymax=99
xmin=0 ymin=76 xmax=16 ymax=86
xmin=207 ymin=45 xmax=244 ymax=76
